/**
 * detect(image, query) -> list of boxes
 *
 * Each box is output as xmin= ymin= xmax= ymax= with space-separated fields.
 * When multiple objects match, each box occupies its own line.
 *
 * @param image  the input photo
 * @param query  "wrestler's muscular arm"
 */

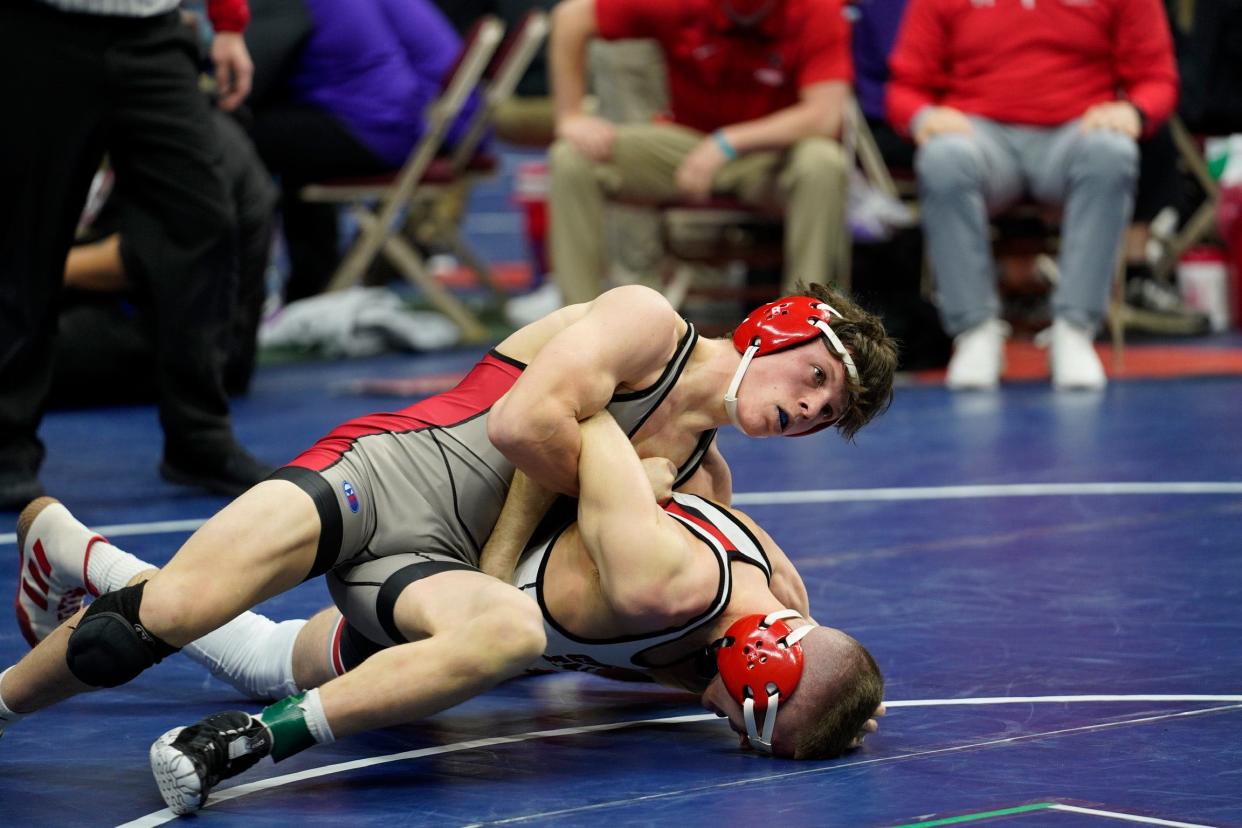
xmin=489 ymin=286 xmax=683 ymax=497
xmin=576 ymin=412 xmax=714 ymax=628
xmin=760 ymin=540 xmax=812 ymax=621
xmin=479 ymin=470 xmax=556 ymax=580
xmin=480 ymin=453 xmax=677 ymax=582
xmin=729 ymin=510 xmax=812 ymax=621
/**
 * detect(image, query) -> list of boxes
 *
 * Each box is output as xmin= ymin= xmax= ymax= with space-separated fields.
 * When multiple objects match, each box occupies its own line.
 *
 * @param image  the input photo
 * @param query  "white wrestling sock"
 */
xmin=182 ymin=615 xmax=305 ymax=700
xmin=299 ymin=687 xmax=335 ymax=746
xmin=84 ymin=539 xmax=153 ymax=595
xmin=0 ymin=668 xmax=26 ymax=735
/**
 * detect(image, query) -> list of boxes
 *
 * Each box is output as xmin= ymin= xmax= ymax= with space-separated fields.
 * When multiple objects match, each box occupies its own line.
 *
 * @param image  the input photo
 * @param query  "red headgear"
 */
xmin=714 ymin=609 xmax=815 ymax=754
xmin=724 ymin=296 xmax=858 ymax=434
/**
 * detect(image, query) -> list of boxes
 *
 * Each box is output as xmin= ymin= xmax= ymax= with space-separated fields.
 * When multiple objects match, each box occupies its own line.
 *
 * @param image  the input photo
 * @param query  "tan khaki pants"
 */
xmin=549 ymin=122 xmax=848 ymax=302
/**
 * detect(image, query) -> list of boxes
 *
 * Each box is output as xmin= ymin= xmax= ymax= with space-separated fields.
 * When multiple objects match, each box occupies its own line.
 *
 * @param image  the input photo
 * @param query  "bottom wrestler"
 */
xmin=4 ymin=412 xmax=883 ymax=814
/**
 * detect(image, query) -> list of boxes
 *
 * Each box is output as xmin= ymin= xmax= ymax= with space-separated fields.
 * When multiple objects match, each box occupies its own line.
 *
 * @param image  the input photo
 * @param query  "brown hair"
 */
xmin=791 ymin=635 xmax=884 ymax=760
xmin=795 ymin=282 xmax=898 ymax=441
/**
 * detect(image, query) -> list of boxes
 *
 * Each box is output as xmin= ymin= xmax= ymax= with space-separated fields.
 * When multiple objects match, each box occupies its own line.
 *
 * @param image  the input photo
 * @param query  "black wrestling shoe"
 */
xmin=159 ymin=441 xmax=274 ymax=497
xmin=150 ymin=711 xmax=273 ymax=815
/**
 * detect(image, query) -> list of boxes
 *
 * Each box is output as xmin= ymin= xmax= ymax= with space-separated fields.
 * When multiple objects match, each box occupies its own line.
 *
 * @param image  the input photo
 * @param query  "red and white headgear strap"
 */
xmin=714 ymin=609 xmax=816 ymax=754
xmin=723 ymin=296 xmax=859 ymax=430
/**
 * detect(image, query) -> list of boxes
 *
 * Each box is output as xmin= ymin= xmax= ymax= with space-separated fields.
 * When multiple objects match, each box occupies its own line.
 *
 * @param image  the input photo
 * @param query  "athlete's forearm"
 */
xmin=490 ymin=405 xmax=584 ymax=496
xmin=720 ymin=81 xmax=848 ymax=152
xmin=489 ymin=287 xmax=681 ymax=496
xmin=480 ymin=470 xmax=557 ymax=581
xmin=577 ymin=413 xmax=689 ymax=618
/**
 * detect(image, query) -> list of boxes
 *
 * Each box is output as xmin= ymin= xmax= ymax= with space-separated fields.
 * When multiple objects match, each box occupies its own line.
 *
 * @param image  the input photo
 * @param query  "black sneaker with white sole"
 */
xmin=150 ymin=711 xmax=273 ymax=815
xmin=1121 ymin=266 xmax=1211 ymax=336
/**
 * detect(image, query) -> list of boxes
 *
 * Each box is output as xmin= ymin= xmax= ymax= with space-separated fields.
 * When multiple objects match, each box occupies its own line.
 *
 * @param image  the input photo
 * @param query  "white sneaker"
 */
xmin=14 ymin=497 xmax=102 ymax=648
xmin=945 ymin=319 xmax=1010 ymax=390
xmin=503 ymin=281 xmax=564 ymax=327
xmin=1047 ymin=318 xmax=1107 ymax=390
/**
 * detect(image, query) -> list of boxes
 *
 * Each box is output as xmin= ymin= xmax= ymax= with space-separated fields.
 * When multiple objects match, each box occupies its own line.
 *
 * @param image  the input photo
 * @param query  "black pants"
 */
xmin=0 ymin=2 xmax=237 ymax=477
xmin=50 ymin=110 xmax=278 ymax=408
xmin=250 ymin=100 xmax=390 ymax=302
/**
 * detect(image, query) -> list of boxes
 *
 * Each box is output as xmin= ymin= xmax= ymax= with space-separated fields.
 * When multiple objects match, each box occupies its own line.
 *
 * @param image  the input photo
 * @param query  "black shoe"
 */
xmin=150 ymin=711 xmax=273 ymax=815
xmin=159 ymin=442 xmax=275 ymax=497
xmin=1121 ymin=266 xmax=1211 ymax=337
xmin=0 ymin=473 xmax=44 ymax=513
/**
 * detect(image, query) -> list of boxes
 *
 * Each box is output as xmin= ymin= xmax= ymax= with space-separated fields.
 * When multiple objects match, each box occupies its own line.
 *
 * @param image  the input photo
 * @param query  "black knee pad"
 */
xmin=66 ymin=582 xmax=179 ymax=688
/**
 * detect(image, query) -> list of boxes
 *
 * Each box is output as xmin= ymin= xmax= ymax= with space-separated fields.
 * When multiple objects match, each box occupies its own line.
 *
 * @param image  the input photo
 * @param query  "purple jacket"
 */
xmin=850 ymin=0 xmax=908 ymax=121
xmin=291 ymin=0 xmax=476 ymax=167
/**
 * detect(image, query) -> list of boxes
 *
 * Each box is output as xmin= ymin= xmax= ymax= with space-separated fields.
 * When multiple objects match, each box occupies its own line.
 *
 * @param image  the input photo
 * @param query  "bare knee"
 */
xmin=141 ymin=480 xmax=322 ymax=644
xmin=464 ymin=593 xmax=546 ymax=675
xmin=135 ymin=574 xmax=202 ymax=644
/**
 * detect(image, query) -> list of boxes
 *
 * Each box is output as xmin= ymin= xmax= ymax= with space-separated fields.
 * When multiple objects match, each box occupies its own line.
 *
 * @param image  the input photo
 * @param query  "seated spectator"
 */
xmin=243 ymin=0 xmax=478 ymax=302
xmin=854 ymin=0 xmax=1204 ymax=340
xmin=887 ymin=0 xmax=1179 ymax=390
xmin=547 ymin=0 xmax=854 ymax=305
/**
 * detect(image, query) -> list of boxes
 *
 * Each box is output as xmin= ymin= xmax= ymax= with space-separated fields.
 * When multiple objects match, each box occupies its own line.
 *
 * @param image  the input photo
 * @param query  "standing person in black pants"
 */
xmin=51 ymin=108 xmax=279 ymax=409
xmin=0 ymin=0 xmax=274 ymax=510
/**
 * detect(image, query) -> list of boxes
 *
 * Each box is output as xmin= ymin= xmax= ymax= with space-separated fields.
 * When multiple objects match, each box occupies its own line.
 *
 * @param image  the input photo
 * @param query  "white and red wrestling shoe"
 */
xmin=14 ymin=497 xmax=104 ymax=647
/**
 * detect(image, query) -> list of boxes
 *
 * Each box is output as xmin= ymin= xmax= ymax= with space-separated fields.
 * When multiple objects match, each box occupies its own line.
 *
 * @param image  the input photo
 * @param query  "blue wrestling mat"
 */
xmin=1 ymin=343 xmax=1240 ymax=827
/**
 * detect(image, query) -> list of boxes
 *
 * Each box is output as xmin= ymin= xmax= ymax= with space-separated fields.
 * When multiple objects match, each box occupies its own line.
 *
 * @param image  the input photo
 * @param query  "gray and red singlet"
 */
xmin=274 ymin=325 xmax=711 ymax=582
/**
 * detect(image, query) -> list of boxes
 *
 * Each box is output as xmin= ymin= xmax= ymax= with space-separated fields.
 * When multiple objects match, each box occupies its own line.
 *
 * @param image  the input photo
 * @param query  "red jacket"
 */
xmin=886 ymin=0 xmax=1177 ymax=138
xmin=207 ymin=0 xmax=249 ymax=33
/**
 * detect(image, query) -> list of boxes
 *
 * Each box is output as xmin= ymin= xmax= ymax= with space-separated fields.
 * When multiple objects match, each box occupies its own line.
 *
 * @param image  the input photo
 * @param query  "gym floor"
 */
xmin=1 ymin=342 xmax=1240 ymax=827
xmin=2 ymin=153 xmax=1240 ymax=826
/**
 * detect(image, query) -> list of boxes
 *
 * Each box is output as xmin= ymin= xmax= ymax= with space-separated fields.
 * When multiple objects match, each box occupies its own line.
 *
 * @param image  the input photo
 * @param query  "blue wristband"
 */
xmin=712 ymin=130 xmax=738 ymax=161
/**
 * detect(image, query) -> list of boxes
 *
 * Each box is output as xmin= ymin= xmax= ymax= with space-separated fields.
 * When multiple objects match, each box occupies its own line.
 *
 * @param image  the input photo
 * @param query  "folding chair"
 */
xmin=300 ymin=16 xmax=504 ymax=342
xmin=405 ymin=9 xmax=551 ymax=306
xmin=1153 ymin=115 xmax=1222 ymax=281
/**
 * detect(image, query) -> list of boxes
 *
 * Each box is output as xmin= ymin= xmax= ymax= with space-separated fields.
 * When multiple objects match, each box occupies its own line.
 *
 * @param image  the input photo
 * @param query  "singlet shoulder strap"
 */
xmin=664 ymin=493 xmax=772 ymax=577
xmin=607 ymin=321 xmax=698 ymax=437
xmin=673 ymin=428 xmax=717 ymax=488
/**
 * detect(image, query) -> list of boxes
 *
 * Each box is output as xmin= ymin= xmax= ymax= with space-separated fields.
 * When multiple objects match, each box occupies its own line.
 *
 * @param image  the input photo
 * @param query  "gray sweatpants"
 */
xmin=915 ymin=117 xmax=1138 ymax=336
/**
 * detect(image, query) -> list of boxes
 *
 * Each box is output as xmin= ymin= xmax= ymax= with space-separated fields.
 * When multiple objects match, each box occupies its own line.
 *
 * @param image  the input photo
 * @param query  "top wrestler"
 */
xmin=0 ymin=283 xmax=895 ymax=787
xmin=11 ymin=409 xmax=884 ymax=815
